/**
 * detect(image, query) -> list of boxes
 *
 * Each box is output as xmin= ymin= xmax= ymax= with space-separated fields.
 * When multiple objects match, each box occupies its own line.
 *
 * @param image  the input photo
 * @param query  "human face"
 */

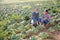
xmin=44 ymin=11 xmax=48 ymax=15
xmin=34 ymin=9 xmax=39 ymax=13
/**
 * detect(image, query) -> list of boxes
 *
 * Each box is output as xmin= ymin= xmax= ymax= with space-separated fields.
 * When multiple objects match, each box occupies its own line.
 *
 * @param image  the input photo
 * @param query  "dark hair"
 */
xmin=36 ymin=8 xmax=39 ymax=10
xmin=45 ymin=10 xmax=48 ymax=12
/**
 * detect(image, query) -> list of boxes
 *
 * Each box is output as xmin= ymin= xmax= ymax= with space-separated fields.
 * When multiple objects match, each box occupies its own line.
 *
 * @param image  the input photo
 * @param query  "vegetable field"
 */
xmin=0 ymin=0 xmax=60 ymax=40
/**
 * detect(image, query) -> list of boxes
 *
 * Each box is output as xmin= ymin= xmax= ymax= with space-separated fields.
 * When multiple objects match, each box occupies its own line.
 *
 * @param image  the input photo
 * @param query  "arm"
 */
xmin=44 ymin=14 xmax=51 ymax=20
xmin=32 ymin=12 xmax=35 ymax=18
xmin=48 ymin=14 xmax=51 ymax=20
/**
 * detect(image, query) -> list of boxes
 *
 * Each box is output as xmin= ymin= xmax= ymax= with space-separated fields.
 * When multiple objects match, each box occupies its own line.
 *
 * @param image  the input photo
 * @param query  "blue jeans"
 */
xmin=43 ymin=20 xmax=49 ymax=24
xmin=31 ymin=18 xmax=49 ymax=25
xmin=38 ymin=18 xmax=49 ymax=24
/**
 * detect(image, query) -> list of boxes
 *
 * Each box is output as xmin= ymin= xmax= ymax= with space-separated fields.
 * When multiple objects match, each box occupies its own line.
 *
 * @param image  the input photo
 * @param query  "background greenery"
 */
xmin=0 ymin=0 xmax=60 ymax=40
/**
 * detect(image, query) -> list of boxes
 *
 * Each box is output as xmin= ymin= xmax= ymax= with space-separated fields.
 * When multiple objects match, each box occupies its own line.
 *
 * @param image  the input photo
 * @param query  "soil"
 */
xmin=24 ymin=27 xmax=60 ymax=40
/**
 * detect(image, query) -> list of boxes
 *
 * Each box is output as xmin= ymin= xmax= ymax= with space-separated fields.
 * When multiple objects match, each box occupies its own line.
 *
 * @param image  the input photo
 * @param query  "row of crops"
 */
xmin=0 ymin=0 xmax=60 ymax=40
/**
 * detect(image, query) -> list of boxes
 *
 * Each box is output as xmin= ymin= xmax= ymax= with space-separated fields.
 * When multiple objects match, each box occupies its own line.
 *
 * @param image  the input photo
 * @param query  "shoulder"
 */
xmin=32 ymin=12 xmax=35 ymax=14
xmin=32 ymin=12 xmax=35 ymax=13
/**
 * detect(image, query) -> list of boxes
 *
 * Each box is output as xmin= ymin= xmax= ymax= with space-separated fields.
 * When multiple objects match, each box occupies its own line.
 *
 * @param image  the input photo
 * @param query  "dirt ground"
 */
xmin=24 ymin=28 xmax=60 ymax=40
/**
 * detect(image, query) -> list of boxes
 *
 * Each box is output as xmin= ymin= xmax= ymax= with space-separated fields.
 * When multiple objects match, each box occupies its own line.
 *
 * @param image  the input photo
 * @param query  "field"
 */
xmin=0 ymin=0 xmax=60 ymax=40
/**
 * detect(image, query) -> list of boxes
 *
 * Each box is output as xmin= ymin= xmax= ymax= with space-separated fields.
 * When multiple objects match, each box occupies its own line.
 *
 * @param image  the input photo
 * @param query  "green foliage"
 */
xmin=14 ymin=23 xmax=20 ymax=29
xmin=20 ymin=34 xmax=26 ymax=39
xmin=24 ymin=16 xmax=30 ymax=21
xmin=10 ymin=13 xmax=20 ymax=20
xmin=22 ymin=21 xmax=28 ymax=26
xmin=7 ymin=29 xmax=12 ymax=35
xmin=52 ymin=9 xmax=59 ymax=13
xmin=2 ymin=25 xmax=8 ymax=31
xmin=0 ymin=20 xmax=7 ymax=27
xmin=52 ymin=9 xmax=57 ymax=13
xmin=48 ymin=27 xmax=55 ymax=32
xmin=0 ymin=30 xmax=8 ymax=38
xmin=31 ymin=27 xmax=38 ymax=33
xmin=30 ymin=36 xmax=37 ymax=40
xmin=20 ymin=30 xmax=27 ymax=38
xmin=9 ymin=34 xmax=20 ymax=40
xmin=53 ymin=25 xmax=60 ymax=31
xmin=0 ymin=0 xmax=60 ymax=40
xmin=39 ymin=32 xmax=49 ymax=38
xmin=0 ymin=37 xmax=4 ymax=40
xmin=56 ymin=26 xmax=60 ymax=31
xmin=24 ymin=24 xmax=31 ymax=30
xmin=36 ymin=25 xmax=43 ymax=30
xmin=23 ymin=5 xmax=31 ymax=9
xmin=17 ymin=19 xmax=23 ymax=23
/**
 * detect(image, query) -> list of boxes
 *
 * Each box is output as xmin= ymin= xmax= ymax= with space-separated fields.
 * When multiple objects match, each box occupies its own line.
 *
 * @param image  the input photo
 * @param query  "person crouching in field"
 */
xmin=41 ymin=10 xmax=51 ymax=28
xmin=31 ymin=8 xmax=39 ymax=27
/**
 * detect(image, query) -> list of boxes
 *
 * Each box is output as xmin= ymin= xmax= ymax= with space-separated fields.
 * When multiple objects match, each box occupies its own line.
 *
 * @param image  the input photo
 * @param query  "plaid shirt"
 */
xmin=43 ymin=14 xmax=51 ymax=20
